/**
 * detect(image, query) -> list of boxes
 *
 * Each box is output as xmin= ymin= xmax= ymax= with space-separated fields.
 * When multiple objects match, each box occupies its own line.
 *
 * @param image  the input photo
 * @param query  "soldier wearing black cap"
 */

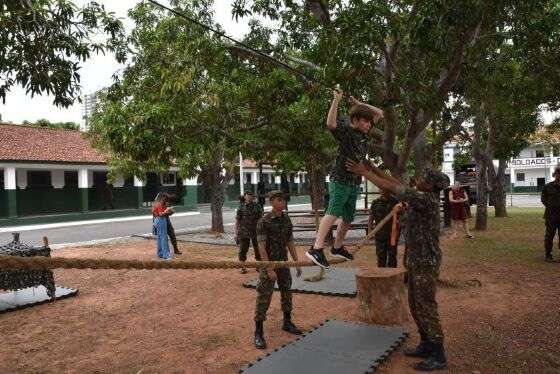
xmin=235 ymin=191 xmax=263 ymax=274
xmin=346 ymin=161 xmax=450 ymax=372
xmin=253 ymin=190 xmax=302 ymax=349
xmin=541 ymin=166 xmax=560 ymax=262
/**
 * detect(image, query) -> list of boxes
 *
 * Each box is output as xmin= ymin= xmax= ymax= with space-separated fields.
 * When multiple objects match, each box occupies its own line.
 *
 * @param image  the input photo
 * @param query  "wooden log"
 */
xmin=355 ymin=267 xmax=409 ymax=325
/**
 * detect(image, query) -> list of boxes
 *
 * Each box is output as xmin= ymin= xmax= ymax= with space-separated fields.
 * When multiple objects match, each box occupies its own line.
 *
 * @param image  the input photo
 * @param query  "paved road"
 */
xmin=0 ymin=208 xmax=239 ymax=247
xmin=0 ymin=203 xmax=312 ymax=247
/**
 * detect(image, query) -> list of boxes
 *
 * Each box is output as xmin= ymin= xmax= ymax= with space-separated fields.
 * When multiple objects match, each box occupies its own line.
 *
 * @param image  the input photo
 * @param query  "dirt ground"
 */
xmin=1 ymin=210 xmax=559 ymax=373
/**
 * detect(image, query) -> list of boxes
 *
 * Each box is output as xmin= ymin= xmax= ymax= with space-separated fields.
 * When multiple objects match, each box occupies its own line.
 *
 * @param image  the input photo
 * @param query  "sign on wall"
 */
xmin=509 ymin=157 xmax=560 ymax=168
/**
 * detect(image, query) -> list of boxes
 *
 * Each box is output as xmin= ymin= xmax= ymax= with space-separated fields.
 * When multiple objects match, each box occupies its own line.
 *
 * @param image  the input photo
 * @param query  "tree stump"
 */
xmin=355 ymin=267 xmax=409 ymax=325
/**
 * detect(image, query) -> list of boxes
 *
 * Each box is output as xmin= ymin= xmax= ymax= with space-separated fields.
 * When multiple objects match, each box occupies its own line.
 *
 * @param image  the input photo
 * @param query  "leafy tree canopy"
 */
xmin=0 ymin=0 xmax=126 ymax=107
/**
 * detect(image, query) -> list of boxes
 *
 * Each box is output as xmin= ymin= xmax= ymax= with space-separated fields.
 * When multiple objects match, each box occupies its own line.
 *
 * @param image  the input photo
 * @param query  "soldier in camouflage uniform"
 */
xmin=370 ymin=189 xmax=399 ymax=267
xmin=235 ymin=191 xmax=263 ymax=274
xmin=541 ymin=167 xmax=560 ymax=262
xmin=254 ymin=191 xmax=303 ymax=349
xmin=346 ymin=160 xmax=449 ymax=372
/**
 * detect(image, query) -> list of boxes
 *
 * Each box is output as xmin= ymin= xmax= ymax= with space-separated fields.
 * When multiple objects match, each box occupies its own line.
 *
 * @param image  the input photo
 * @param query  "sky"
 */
xmin=0 ymin=0 xmax=252 ymax=125
xmin=0 ymin=0 xmax=557 ymax=125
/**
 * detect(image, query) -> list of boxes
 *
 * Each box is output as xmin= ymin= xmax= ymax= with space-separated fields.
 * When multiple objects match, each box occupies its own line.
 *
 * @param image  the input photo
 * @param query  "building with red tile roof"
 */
xmin=0 ymin=124 xmax=308 ymax=223
xmin=0 ymin=123 xmax=106 ymax=164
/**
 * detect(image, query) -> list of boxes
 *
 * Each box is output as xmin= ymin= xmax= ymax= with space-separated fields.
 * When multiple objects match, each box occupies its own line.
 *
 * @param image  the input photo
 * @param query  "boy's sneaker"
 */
xmin=331 ymin=246 xmax=354 ymax=261
xmin=545 ymin=255 xmax=554 ymax=263
xmin=306 ymin=247 xmax=330 ymax=269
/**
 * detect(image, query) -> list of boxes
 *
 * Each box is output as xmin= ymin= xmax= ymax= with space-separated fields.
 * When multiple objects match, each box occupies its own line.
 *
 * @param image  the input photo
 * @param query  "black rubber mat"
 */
xmin=0 ymin=286 xmax=78 ymax=313
xmin=240 ymin=319 xmax=407 ymax=374
xmin=242 ymin=267 xmax=357 ymax=297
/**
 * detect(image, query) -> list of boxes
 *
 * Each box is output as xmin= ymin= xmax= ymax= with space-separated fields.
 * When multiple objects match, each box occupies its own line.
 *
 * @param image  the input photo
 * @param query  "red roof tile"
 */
xmin=242 ymin=159 xmax=257 ymax=168
xmin=0 ymin=123 xmax=106 ymax=164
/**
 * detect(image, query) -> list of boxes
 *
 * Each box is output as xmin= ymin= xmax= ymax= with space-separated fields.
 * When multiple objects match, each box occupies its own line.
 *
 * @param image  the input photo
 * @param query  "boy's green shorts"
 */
xmin=325 ymin=181 xmax=359 ymax=223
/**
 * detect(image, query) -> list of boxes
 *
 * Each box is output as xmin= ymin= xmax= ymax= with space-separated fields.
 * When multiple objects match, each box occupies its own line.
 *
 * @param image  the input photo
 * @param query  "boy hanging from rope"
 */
xmin=306 ymin=86 xmax=384 ymax=268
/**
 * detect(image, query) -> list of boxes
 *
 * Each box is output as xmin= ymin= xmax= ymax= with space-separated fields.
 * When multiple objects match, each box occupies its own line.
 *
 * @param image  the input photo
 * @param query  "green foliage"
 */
xmin=88 ymin=0 xmax=278 ymax=182
xmin=457 ymin=0 xmax=560 ymax=161
xmin=0 ymin=0 xmax=126 ymax=107
xmin=231 ymin=0 xmax=509 ymax=176
xmin=22 ymin=118 xmax=79 ymax=130
xmin=453 ymin=148 xmax=474 ymax=172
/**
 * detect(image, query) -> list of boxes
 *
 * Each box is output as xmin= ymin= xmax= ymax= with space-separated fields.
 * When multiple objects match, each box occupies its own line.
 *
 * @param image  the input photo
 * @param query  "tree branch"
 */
xmin=305 ymin=0 xmax=330 ymax=25
xmin=436 ymin=11 xmax=485 ymax=97
xmin=283 ymin=54 xmax=323 ymax=71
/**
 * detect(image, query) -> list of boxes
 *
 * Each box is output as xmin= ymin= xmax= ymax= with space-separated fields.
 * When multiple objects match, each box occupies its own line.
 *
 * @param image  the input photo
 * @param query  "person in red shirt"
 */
xmin=448 ymin=182 xmax=473 ymax=239
xmin=152 ymin=193 xmax=174 ymax=259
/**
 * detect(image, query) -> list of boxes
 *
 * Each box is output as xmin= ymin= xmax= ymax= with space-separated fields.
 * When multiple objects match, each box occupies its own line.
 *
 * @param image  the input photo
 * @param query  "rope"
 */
xmin=0 ymin=256 xmax=346 ymax=272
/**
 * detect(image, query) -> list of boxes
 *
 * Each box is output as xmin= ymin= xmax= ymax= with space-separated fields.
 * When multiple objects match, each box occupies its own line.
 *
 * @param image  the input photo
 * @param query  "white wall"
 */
xmin=511 ymin=168 xmax=551 ymax=187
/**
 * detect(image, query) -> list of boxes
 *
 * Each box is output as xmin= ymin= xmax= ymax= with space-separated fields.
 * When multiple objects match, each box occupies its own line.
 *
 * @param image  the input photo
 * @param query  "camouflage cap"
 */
xmin=268 ymin=190 xmax=286 ymax=201
xmin=423 ymin=168 xmax=450 ymax=191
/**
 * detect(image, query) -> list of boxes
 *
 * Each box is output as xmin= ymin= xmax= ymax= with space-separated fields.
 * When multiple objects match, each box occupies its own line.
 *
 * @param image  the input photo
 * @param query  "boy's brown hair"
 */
xmin=350 ymin=104 xmax=374 ymax=123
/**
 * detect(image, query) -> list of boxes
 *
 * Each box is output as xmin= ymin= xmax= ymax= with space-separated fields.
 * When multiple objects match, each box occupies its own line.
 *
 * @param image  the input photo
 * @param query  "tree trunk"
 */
xmin=489 ymin=159 xmax=508 ymax=217
xmin=472 ymin=114 xmax=488 ymax=231
xmin=204 ymin=144 xmax=226 ymax=233
xmin=474 ymin=160 xmax=488 ymax=230
xmin=413 ymin=129 xmax=426 ymax=174
xmin=308 ymin=153 xmax=326 ymax=211
xmin=355 ymin=267 xmax=409 ymax=325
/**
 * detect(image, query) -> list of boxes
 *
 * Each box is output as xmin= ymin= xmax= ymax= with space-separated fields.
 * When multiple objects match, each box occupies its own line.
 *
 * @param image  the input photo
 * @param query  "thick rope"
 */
xmin=0 ymin=256 xmax=346 ymax=272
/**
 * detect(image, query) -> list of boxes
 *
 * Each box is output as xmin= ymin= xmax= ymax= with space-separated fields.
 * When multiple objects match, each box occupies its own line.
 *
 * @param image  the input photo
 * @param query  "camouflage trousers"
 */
xmin=239 ymin=235 xmax=261 ymax=262
xmin=544 ymin=219 xmax=560 ymax=256
xmin=255 ymin=268 xmax=292 ymax=322
xmin=375 ymin=236 xmax=397 ymax=268
xmin=407 ymin=264 xmax=444 ymax=344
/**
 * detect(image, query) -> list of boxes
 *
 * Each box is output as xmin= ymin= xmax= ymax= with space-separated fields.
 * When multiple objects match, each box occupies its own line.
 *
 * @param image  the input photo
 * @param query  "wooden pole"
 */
xmin=352 ymin=209 xmax=395 ymax=252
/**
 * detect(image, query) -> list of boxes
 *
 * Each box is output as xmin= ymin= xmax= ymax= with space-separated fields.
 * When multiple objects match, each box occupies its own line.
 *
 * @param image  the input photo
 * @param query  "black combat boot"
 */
xmin=414 ymin=342 xmax=448 ymax=371
xmin=282 ymin=312 xmax=303 ymax=335
xmin=404 ymin=333 xmax=432 ymax=358
xmin=545 ymin=254 xmax=554 ymax=263
xmin=172 ymin=242 xmax=182 ymax=255
xmin=254 ymin=321 xmax=267 ymax=349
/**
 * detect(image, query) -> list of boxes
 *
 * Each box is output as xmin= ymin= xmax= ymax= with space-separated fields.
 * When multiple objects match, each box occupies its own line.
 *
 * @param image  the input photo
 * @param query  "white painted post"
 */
xmin=4 ymin=167 xmax=16 ymax=190
xmin=78 ymin=168 xmax=90 ymax=212
xmin=239 ymin=152 xmax=244 ymax=196
xmin=133 ymin=176 xmax=145 ymax=187
xmin=78 ymin=169 xmax=89 ymax=189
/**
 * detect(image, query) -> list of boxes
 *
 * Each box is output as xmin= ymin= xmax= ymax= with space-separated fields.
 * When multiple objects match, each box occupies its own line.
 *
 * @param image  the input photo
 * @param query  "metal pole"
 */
xmin=239 ymin=152 xmax=244 ymax=196
xmin=510 ymin=183 xmax=514 ymax=207
xmin=364 ymin=177 xmax=368 ymax=210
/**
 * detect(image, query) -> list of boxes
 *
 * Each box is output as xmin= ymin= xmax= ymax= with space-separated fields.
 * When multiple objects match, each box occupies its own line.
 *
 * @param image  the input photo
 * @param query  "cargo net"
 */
xmin=0 ymin=233 xmax=56 ymax=299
